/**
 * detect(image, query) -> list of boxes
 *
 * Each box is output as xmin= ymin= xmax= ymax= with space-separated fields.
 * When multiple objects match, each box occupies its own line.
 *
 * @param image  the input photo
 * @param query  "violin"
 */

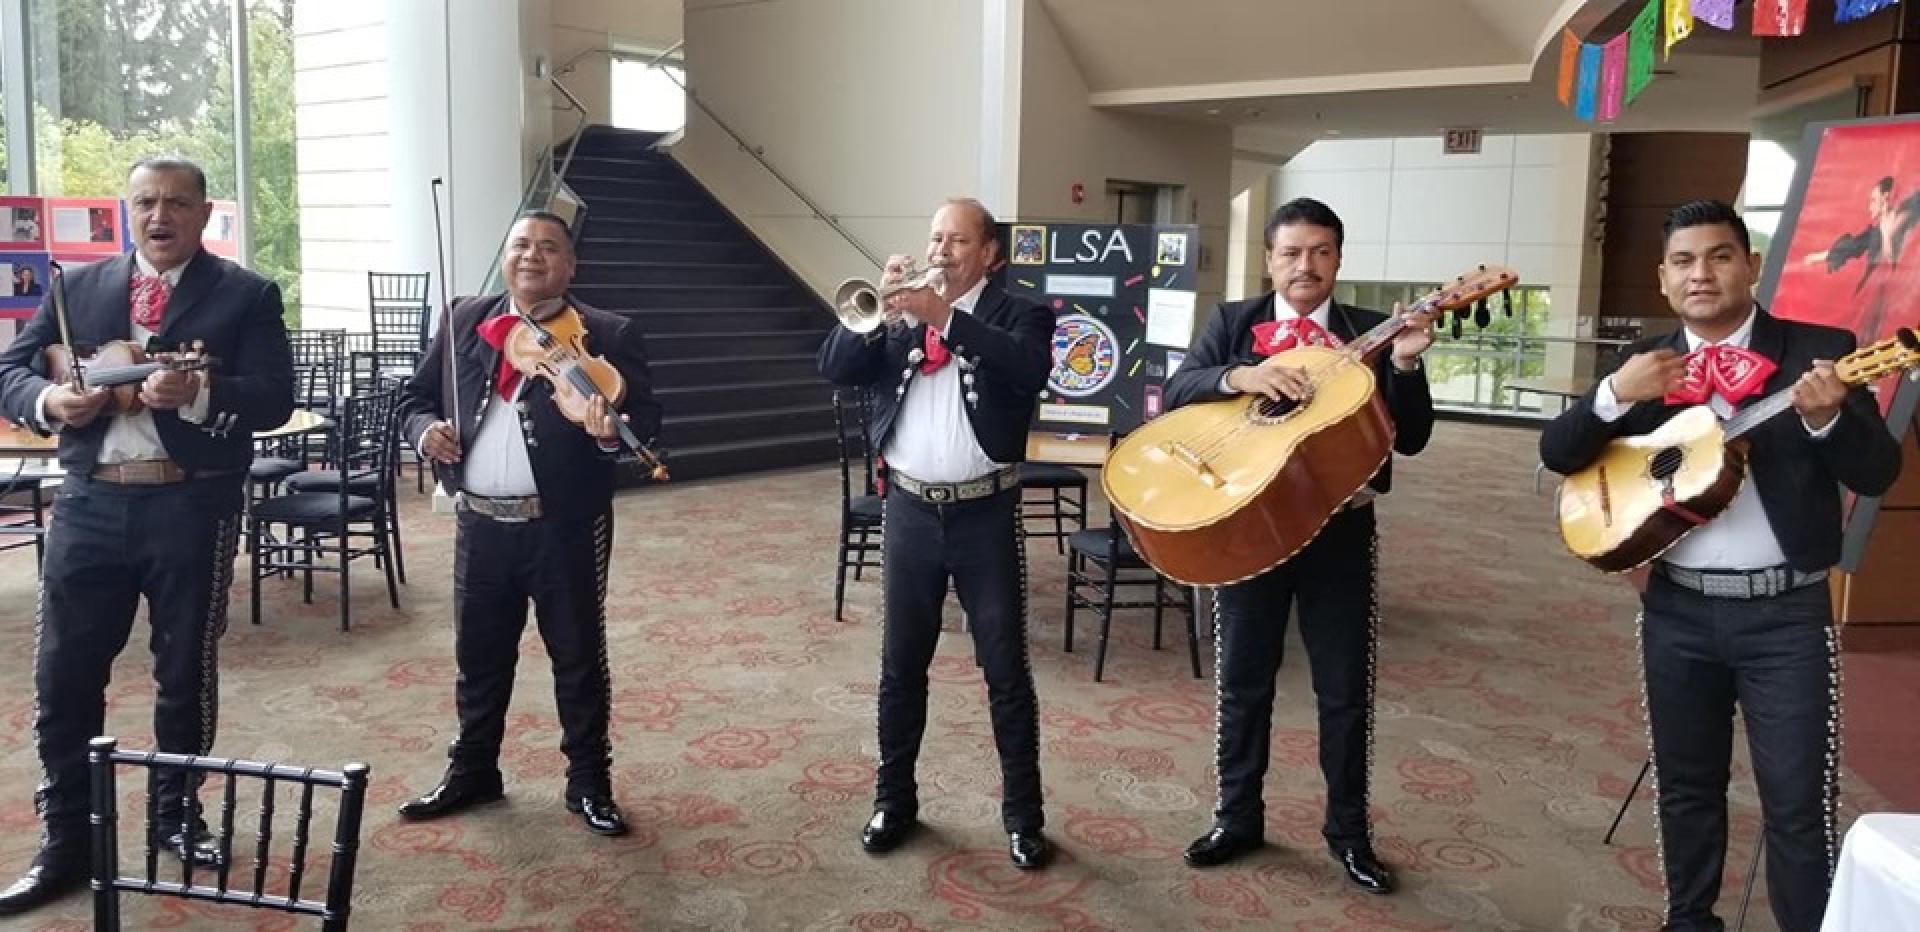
xmin=43 ymin=340 xmax=216 ymax=416
xmin=500 ymin=305 xmax=670 ymax=480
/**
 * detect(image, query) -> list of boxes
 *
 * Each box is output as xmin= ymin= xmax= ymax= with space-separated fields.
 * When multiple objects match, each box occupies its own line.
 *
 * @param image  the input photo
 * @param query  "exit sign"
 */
xmin=1443 ymin=128 xmax=1483 ymax=155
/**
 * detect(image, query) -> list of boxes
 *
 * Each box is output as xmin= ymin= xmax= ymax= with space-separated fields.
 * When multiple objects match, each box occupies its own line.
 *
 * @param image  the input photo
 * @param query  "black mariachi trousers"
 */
xmin=1640 ymin=573 xmax=1837 ymax=932
xmin=872 ymin=484 xmax=1044 ymax=833
xmin=33 ymin=476 xmax=242 ymax=856
xmin=446 ymin=507 xmax=616 ymax=798
xmin=1210 ymin=504 xmax=1378 ymax=851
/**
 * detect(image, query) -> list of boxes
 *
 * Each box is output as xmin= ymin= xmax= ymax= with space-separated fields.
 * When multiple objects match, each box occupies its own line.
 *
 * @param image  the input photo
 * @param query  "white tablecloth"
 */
xmin=1824 ymin=813 xmax=1920 ymax=931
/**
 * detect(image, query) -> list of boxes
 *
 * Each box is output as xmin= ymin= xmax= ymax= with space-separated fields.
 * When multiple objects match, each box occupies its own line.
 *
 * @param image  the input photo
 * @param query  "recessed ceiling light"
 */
xmin=1205 ymin=108 xmax=1222 ymax=116
xmin=1325 ymin=129 xmax=1342 ymax=136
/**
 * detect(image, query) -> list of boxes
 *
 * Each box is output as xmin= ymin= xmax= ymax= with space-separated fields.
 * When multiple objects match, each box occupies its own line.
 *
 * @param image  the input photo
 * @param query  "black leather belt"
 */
xmin=456 ymin=492 xmax=543 ymax=522
xmin=1656 ymin=562 xmax=1828 ymax=600
xmin=890 ymin=466 xmax=1019 ymax=504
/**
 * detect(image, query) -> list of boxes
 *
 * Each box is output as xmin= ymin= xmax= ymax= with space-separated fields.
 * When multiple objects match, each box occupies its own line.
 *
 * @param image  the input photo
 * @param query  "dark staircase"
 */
xmin=560 ymin=125 xmax=840 ymax=482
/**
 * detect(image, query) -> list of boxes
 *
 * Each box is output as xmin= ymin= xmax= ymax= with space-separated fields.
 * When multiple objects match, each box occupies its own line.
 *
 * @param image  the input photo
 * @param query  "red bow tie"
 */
xmin=1664 ymin=344 xmax=1777 ymax=406
xmin=920 ymin=326 xmax=951 ymax=375
xmin=130 ymin=272 xmax=171 ymax=331
xmin=476 ymin=313 xmax=523 ymax=400
xmin=1251 ymin=317 xmax=1340 ymax=356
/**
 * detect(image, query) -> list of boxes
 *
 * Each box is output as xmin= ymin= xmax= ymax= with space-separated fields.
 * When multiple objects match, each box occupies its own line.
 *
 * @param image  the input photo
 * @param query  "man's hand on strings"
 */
xmin=1228 ymin=360 xmax=1315 ymax=403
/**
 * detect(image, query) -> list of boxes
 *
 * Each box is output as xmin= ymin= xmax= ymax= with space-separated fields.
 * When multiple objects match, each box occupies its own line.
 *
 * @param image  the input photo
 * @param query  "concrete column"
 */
xmin=385 ymin=0 xmax=526 ymax=298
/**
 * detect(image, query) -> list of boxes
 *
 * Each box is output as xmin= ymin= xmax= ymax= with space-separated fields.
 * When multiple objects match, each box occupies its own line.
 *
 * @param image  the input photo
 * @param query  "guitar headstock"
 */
xmin=1421 ymin=265 xmax=1521 ymax=313
xmin=1836 ymin=328 xmax=1920 ymax=385
xmin=1411 ymin=265 xmax=1521 ymax=338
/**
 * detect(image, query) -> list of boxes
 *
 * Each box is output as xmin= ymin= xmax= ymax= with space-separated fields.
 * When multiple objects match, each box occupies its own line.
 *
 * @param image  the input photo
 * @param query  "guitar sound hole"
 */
xmin=1250 ymin=396 xmax=1299 ymax=423
xmin=1648 ymin=447 xmax=1684 ymax=481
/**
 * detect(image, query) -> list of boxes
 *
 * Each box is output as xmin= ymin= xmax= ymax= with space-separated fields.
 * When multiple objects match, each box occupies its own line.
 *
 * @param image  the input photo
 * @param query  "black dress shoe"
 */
xmin=157 ymin=826 xmax=226 ymax=868
xmin=1333 ymin=846 xmax=1395 ymax=895
xmin=396 ymin=771 xmax=505 ymax=821
xmin=0 ymin=853 xmax=86 ymax=916
xmin=859 ymin=810 xmax=917 ymax=854
xmin=566 ymin=795 xmax=628 ymax=837
xmin=1008 ymin=831 xmax=1052 ymax=870
xmin=1183 ymin=826 xmax=1264 ymax=868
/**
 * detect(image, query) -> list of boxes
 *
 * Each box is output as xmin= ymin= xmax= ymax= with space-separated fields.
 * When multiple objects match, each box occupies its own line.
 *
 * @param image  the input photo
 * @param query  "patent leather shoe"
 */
xmin=0 ymin=851 xmax=86 ymax=916
xmin=396 ymin=771 xmax=504 ymax=821
xmin=566 ymin=795 xmax=628 ymax=836
xmin=1008 ymin=831 xmax=1052 ymax=870
xmin=1182 ymin=826 xmax=1264 ymax=867
xmin=859 ymin=810 xmax=917 ymax=854
xmin=1333 ymin=846 xmax=1395 ymax=895
xmin=158 ymin=825 xmax=226 ymax=868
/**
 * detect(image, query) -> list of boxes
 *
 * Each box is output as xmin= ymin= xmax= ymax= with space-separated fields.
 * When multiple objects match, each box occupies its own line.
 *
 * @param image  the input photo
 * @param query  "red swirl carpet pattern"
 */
xmin=0 ymin=423 xmax=1899 ymax=930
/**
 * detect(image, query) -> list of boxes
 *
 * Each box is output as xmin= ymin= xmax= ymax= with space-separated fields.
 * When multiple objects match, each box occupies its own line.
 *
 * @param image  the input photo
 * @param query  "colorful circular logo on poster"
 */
xmin=1049 ymin=313 xmax=1119 ymax=398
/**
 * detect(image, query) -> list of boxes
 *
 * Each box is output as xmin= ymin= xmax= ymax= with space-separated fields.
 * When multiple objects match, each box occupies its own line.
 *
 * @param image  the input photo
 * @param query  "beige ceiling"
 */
xmin=1038 ymin=0 xmax=1761 ymax=146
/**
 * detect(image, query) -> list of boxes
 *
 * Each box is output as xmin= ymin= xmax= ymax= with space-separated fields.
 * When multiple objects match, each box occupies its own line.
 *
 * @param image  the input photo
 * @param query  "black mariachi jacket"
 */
xmin=816 ymin=281 xmax=1054 ymax=466
xmin=1163 ymin=293 xmax=1435 ymax=495
xmin=0 ymin=250 xmax=294 ymax=482
xmin=399 ymin=294 xmax=661 ymax=522
xmin=1539 ymin=309 xmax=1900 ymax=571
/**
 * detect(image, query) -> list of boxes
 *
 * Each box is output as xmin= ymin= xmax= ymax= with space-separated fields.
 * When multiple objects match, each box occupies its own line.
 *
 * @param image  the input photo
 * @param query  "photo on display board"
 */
xmin=1010 ymin=224 xmax=1046 ymax=265
xmin=88 ymin=207 xmax=116 ymax=243
xmin=1156 ymin=231 xmax=1188 ymax=267
xmin=0 ymin=253 xmax=52 ymax=309
xmin=8 ymin=208 xmax=41 ymax=243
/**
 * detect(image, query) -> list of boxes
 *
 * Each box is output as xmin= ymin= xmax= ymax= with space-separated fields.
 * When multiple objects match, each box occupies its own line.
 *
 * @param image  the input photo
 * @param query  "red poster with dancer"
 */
xmin=1760 ymin=119 xmax=1920 ymax=415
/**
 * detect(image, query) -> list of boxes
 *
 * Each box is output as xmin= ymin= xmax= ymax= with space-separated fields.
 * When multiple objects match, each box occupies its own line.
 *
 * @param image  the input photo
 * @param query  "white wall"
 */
xmin=1274 ymin=134 xmax=1602 ymax=368
xmin=673 ymin=0 xmax=990 ymax=298
xmin=1015 ymin=0 xmax=1232 ymax=318
xmin=293 ymin=3 xmax=393 ymax=330
xmin=294 ymin=0 xmax=545 ymax=330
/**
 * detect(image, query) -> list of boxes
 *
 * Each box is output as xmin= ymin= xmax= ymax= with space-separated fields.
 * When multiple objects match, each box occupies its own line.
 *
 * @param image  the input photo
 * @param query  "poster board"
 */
xmin=1755 ymin=114 xmax=1920 ymax=610
xmin=45 ymin=198 xmax=124 ymax=261
xmin=995 ymin=222 xmax=1200 ymax=435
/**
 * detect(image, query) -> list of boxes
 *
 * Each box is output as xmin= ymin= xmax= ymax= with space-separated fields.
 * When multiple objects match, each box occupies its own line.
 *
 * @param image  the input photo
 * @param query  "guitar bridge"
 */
xmin=1166 ymin=442 xmax=1224 ymax=489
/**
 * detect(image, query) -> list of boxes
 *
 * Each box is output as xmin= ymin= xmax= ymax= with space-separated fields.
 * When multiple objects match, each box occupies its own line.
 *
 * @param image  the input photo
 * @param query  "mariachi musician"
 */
xmin=395 ymin=209 xmax=660 ymax=837
xmin=817 ymin=198 xmax=1058 ymax=870
xmin=1163 ymin=197 xmax=1437 ymax=891
xmin=0 ymin=157 xmax=294 ymax=916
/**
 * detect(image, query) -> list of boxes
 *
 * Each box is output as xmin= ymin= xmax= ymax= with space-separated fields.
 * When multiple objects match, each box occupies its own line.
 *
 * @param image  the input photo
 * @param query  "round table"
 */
xmin=1 ymin=423 xmax=58 ymax=456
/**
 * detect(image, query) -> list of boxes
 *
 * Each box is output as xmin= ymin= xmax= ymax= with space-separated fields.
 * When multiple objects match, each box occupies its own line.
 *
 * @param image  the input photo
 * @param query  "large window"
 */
xmin=1334 ymin=280 xmax=1561 ymax=414
xmin=1744 ymin=87 xmax=1865 ymax=260
xmin=1 ymin=0 xmax=299 ymax=321
xmin=611 ymin=52 xmax=684 ymax=134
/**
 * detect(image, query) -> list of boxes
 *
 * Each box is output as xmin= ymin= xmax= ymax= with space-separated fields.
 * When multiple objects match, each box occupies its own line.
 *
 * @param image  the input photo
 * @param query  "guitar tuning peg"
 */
xmin=1473 ymin=298 xmax=1490 ymax=329
xmin=1450 ymin=314 xmax=1464 ymax=340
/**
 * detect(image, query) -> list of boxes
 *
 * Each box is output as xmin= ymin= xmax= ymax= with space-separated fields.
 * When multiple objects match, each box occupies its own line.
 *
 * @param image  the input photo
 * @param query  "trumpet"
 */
xmin=832 ymin=260 xmax=946 ymax=334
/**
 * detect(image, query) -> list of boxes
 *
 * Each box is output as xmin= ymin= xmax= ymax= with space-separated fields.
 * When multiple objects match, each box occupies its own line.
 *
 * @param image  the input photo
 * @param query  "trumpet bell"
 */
xmin=834 ymin=278 xmax=887 ymax=334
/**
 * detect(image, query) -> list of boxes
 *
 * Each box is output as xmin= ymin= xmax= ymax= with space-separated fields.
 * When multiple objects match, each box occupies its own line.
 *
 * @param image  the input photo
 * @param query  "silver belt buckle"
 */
xmin=1700 ymin=573 xmax=1752 ymax=599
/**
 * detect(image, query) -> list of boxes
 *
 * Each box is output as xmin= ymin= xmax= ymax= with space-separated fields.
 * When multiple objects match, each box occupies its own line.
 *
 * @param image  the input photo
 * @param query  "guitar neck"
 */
xmin=1346 ymin=291 xmax=1444 ymax=360
xmin=1723 ymin=364 xmax=1879 ymax=440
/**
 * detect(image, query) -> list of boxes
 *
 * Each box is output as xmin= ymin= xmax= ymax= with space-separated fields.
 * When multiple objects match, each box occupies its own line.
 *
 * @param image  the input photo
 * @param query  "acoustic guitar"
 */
xmin=1557 ymin=327 xmax=1920 ymax=573
xmin=1104 ymin=265 xmax=1518 ymax=586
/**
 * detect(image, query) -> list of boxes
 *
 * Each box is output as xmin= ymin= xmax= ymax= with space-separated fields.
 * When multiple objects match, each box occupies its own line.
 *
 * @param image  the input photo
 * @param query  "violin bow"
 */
xmin=429 ymin=177 xmax=462 ymax=441
xmin=46 ymin=261 xmax=85 ymax=390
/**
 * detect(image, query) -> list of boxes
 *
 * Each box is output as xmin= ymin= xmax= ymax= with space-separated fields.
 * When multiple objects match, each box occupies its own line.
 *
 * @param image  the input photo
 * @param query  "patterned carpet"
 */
xmin=0 ymin=421 xmax=1898 ymax=930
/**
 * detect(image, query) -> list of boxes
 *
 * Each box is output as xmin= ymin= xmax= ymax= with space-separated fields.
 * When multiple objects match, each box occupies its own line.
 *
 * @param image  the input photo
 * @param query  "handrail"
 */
xmin=651 ymin=63 xmax=883 ymax=269
xmin=480 ymin=74 xmax=593 ymax=295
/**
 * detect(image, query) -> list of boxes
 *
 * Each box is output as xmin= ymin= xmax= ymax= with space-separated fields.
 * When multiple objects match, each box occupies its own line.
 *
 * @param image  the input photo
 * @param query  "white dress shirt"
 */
xmin=1590 ymin=309 xmax=1832 ymax=570
xmin=880 ymin=277 xmax=1003 ymax=483
xmin=35 ymin=252 xmax=212 ymax=462
xmin=418 ymin=304 xmax=540 ymax=497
